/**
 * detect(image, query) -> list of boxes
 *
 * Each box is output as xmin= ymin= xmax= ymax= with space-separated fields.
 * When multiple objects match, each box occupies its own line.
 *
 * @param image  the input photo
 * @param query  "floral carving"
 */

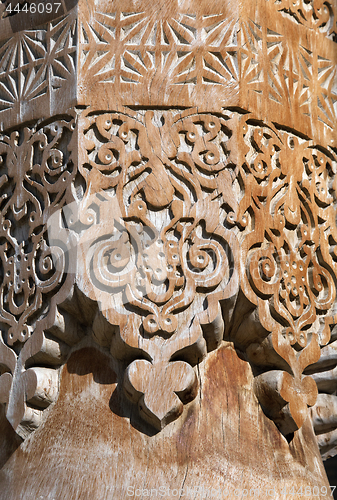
xmin=2 ymin=107 xmax=336 ymax=435
xmin=232 ymin=113 xmax=337 ymax=431
xmin=0 ymin=0 xmax=336 ymax=450
xmin=67 ymin=107 xmax=337 ymax=431
xmin=73 ymin=109 xmax=239 ymax=429
xmin=272 ymin=0 xmax=337 ymax=37
xmin=0 ymin=117 xmax=77 ymax=437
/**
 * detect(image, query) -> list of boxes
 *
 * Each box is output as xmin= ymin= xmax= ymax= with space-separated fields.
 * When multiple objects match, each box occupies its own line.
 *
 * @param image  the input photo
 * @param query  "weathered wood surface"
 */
xmin=0 ymin=344 xmax=330 ymax=499
xmin=0 ymin=0 xmax=337 ymax=498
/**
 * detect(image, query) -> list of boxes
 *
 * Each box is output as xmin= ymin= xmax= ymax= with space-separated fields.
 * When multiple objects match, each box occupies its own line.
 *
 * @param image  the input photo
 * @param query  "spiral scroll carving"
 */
xmin=0 ymin=117 xmax=78 ymax=438
xmin=232 ymin=113 xmax=337 ymax=433
xmin=72 ymin=109 xmax=239 ymax=429
xmin=1 ymin=106 xmax=336 ymax=436
xmin=59 ymin=106 xmax=337 ymax=432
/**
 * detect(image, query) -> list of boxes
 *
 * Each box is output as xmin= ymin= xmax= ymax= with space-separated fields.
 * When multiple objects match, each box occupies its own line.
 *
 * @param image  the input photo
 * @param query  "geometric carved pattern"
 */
xmin=79 ymin=8 xmax=239 ymax=87
xmin=0 ymin=14 xmax=76 ymax=112
xmin=77 ymin=0 xmax=337 ymax=147
xmin=1 ymin=2 xmax=334 ymax=143
xmin=240 ymin=19 xmax=337 ymax=134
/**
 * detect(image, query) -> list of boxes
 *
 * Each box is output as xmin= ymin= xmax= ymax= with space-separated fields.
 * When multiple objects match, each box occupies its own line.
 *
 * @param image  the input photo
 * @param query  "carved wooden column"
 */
xmin=0 ymin=0 xmax=337 ymax=498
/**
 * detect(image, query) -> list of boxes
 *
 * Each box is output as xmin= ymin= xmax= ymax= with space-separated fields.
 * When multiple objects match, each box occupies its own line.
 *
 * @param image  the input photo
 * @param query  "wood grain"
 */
xmin=0 ymin=0 xmax=336 ymax=496
xmin=0 ymin=345 xmax=330 ymax=499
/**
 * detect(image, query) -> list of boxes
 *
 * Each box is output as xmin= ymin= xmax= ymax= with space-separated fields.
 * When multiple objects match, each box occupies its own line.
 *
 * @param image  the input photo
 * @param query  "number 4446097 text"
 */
xmin=5 ymin=3 xmax=61 ymax=14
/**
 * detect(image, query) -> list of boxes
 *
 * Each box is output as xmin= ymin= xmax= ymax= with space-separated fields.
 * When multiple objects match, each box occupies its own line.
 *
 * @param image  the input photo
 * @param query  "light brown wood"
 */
xmin=0 ymin=345 xmax=330 ymax=499
xmin=0 ymin=0 xmax=337 ymax=497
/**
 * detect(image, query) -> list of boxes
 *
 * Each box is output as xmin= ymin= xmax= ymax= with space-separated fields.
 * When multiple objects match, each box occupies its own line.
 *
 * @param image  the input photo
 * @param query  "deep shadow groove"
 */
xmin=0 ymin=404 xmax=23 ymax=470
xmin=66 ymin=346 xmax=159 ymax=437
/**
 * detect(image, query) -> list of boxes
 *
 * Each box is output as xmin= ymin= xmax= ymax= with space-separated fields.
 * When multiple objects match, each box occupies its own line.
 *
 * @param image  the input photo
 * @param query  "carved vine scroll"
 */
xmin=231 ymin=113 xmax=337 ymax=433
xmin=1 ymin=105 xmax=336 ymax=435
xmin=271 ymin=0 xmax=337 ymax=36
xmin=41 ymin=106 xmax=337 ymax=433
xmin=72 ymin=109 xmax=239 ymax=430
xmin=0 ymin=116 xmax=80 ymax=438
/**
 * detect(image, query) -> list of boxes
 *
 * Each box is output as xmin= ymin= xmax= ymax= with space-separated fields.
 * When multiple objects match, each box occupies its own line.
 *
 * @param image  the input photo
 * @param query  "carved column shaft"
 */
xmin=0 ymin=0 xmax=336 ymax=498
